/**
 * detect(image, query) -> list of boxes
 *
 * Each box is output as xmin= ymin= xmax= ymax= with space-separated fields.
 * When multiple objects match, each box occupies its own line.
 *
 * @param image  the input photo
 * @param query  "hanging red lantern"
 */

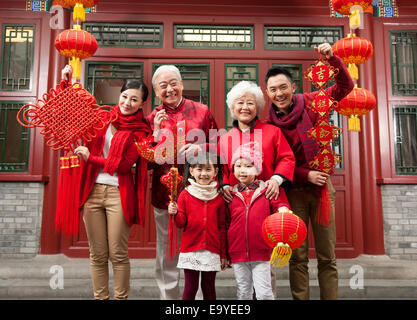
xmin=63 ymin=0 xmax=99 ymax=22
xmin=334 ymin=85 xmax=377 ymax=132
xmin=331 ymin=0 xmax=373 ymax=16
xmin=55 ymin=28 xmax=98 ymax=80
xmin=332 ymin=34 xmax=373 ymax=80
xmin=64 ymin=0 xmax=98 ymax=6
xmin=262 ymin=210 xmax=307 ymax=267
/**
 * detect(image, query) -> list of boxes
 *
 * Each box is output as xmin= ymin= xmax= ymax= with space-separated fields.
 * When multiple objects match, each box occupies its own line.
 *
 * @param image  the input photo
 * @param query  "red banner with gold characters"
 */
xmin=304 ymin=59 xmax=342 ymax=175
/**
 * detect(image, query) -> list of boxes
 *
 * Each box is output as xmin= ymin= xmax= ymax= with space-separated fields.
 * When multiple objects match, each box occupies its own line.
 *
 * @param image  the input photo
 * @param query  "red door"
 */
xmin=266 ymin=59 xmax=363 ymax=258
xmin=60 ymin=58 xmax=215 ymax=258
xmin=47 ymin=57 xmax=362 ymax=259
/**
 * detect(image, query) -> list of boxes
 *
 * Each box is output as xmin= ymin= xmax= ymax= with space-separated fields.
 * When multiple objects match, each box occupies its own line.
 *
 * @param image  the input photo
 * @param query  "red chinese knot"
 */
xmin=17 ymin=80 xmax=114 ymax=153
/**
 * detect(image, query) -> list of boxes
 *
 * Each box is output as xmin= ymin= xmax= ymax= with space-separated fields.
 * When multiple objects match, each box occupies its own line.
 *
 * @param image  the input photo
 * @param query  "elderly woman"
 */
xmin=220 ymin=81 xmax=295 ymax=203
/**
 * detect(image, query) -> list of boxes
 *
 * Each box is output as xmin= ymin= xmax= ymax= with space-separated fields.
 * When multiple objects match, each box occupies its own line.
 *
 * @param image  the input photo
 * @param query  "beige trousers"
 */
xmin=83 ymin=184 xmax=131 ymax=300
xmin=286 ymin=180 xmax=338 ymax=300
xmin=154 ymin=207 xmax=181 ymax=300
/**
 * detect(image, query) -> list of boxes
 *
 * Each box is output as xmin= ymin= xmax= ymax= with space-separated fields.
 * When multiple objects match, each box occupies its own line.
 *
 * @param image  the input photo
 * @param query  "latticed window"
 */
xmin=83 ymin=23 xmax=163 ymax=48
xmin=1 ymin=24 xmax=35 ymax=91
xmin=84 ymin=62 xmax=143 ymax=105
xmin=390 ymin=30 xmax=417 ymax=96
xmin=265 ymin=26 xmax=343 ymax=50
xmin=394 ymin=106 xmax=417 ymax=175
xmin=224 ymin=64 xmax=258 ymax=130
xmin=175 ymin=25 xmax=253 ymax=49
xmin=0 ymin=101 xmax=30 ymax=172
xmin=152 ymin=63 xmax=210 ymax=109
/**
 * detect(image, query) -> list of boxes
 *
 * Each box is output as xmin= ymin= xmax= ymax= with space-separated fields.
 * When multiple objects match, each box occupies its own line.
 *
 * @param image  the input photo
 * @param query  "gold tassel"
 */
xmin=349 ymin=9 xmax=362 ymax=30
xmin=270 ymin=242 xmax=292 ymax=268
xmin=73 ymin=3 xmax=85 ymax=23
xmin=69 ymin=57 xmax=81 ymax=81
xmin=348 ymin=115 xmax=361 ymax=132
xmin=347 ymin=64 xmax=359 ymax=80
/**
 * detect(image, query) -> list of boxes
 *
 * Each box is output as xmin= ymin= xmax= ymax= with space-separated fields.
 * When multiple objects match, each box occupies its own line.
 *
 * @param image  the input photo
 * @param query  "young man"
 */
xmin=265 ymin=43 xmax=354 ymax=300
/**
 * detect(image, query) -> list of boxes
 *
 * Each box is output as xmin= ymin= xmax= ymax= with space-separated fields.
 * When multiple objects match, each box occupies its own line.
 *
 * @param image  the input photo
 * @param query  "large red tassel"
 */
xmin=55 ymin=156 xmax=69 ymax=233
xmin=55 ymin=155 xmax=81 ymax=235
xmin=166 ymin=213 xmax=179 ymax=261
xmin=315 ymin=183 xmax=332 ymax=226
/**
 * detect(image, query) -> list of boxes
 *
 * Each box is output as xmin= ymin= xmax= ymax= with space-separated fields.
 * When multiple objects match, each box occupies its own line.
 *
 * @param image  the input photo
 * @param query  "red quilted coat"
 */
xmin=226 ymin=180 xmax=290 ymax=263
xmin=219 ymin=119 xmax=295 ymax=187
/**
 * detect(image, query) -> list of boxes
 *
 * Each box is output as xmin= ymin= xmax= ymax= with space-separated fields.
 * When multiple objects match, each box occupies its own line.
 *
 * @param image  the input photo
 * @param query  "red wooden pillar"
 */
xmin=40 ymin=11 xmax=71 ymax=254
xmin=357 ymin=14 xmax=385 ymax=255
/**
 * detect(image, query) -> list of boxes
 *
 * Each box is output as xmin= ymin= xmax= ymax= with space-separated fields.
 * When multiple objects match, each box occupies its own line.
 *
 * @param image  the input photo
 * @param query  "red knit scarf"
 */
xmin=104 ymin=105 xmax=152 ymax=175
xmin=268 ymin=95 xmax=332 ymax=225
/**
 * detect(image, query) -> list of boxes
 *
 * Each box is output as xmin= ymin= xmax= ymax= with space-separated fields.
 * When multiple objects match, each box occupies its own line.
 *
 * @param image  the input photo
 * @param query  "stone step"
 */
xmin=1 ymin=277 xmax=417 ymax=300
xmin=1 ymin=255 xmax=416 ymax=281
xmin=1 ymin=254 xmax=417 ymax=299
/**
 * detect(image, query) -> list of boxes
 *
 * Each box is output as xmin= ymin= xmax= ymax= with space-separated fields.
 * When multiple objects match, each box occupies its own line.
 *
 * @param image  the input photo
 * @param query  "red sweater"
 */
xmin=266 ymin=55 xmax=354 ymax=187
xmin=79 ymin=124 xmax=148 ymax=226
xmin=146 ymin=98 xmax=218 ymax=209
xmin=219 ymin=119 xmax=295 ymax=187
xmin=175 ymin=190 xmax=227 ymax=259
xmin=226 ymin=181 xmax=290 ymax=263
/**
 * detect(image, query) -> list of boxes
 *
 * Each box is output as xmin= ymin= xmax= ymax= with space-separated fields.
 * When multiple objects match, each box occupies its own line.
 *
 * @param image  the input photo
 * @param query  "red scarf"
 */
xmin=104 ymin=105 xmax=152 ymax=175
xmin=106 ymin=105 xmax=152 ymax=226
xmin=268 ymin=95 xmax=332 ymax=225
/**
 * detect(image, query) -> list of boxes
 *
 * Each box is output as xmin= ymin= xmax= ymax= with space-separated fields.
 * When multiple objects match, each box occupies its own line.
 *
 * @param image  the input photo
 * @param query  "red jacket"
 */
xmin=175 ymin=190 xmax=227 ymax=259
xmin=226 ymin=180 xmax=290 ymax=263
xmin=79 ymin=124 xmax=148 ymax=226
xmin=146 ymin=98 xmax=218 ymax=209
xmin=219 ymin=119 xmax=295 ymax=187
xmin=266 ymin=55 xmax=354 ymax=188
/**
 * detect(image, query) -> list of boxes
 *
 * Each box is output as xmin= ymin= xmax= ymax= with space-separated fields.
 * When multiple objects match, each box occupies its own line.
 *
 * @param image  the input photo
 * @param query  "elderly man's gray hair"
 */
xmin=226 ymin=81 xmax=265 ymax=119
xmin=152 ymin=65 xmax=182 ymax=88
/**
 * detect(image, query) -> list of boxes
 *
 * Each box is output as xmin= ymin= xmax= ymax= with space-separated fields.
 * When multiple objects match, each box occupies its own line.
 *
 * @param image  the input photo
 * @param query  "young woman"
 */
xmin=61 ymin=65 xmax=152 ymax=300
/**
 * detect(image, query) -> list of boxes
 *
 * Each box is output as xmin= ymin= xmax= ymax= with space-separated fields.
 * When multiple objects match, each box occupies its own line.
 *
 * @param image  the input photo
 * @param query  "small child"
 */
xmin=227 ymin=142 xmax=290 ymax=300
xmin=168 ymin=152 xmax=228 ymax=300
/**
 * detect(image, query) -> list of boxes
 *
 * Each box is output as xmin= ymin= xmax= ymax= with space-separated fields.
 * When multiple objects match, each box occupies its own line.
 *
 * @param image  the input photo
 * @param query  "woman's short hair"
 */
xmin=226 ymin=81 xmax=265 ymax=119
xmin=121 ymin=79 xmax=149 ymax=102
xmin=152 ymin=65 xmax=182 ymax=88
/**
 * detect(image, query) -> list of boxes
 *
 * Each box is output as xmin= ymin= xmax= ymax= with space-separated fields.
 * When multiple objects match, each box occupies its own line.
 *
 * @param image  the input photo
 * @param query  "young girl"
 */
xmin=168 ymin=152 xmax=227 ymax=300
xmin=227 ymin=142 xmax=290 ymax=300
xmin=62 ymin=65 xmax=152 ymax=300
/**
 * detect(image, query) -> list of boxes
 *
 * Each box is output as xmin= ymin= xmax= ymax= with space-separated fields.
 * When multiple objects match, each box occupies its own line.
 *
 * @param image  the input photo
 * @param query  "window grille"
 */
xmin=84 ymin=23 xmax=163 ymax=48
xmin=0 ymin=101 xmax=30 ymax=172
xmin=390 ymin=31 xmax=417 ymax=96
xmin=265 ymin=26 xmax=343 ymax=50
xmin=393 ymin=106 xmax=417 ymax=175
xmin=1 ymin=24 xmax=35 ymax=91
xmin=175 ymin=25 xmax=253 ymax=49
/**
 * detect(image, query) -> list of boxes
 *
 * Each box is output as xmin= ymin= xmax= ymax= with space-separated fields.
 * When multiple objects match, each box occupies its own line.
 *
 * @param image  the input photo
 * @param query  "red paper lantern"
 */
xmin=262 ymin=210 xmax=307 ymax=267
xmin=334 ymin=86 xmax=377 ymax=131
xmin=64 ymin=0 xmax=99 ymax=7
xmin=332 ymin=34 xmax=374 ymax=80
xmin=332 ymin=0 xmax=373 ymax=16
xmin=55 ymin=29 xmax=98 ymax=59
xmin=55 ymin=28 xmax=98 ymax=80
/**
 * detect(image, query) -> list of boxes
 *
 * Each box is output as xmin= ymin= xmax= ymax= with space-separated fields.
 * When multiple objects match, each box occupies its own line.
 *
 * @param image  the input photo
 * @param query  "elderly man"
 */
xmin=265 ymin=43 xmax=354 ymax=300
xmin=146 ymin=65 xmax=218 ymax=300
